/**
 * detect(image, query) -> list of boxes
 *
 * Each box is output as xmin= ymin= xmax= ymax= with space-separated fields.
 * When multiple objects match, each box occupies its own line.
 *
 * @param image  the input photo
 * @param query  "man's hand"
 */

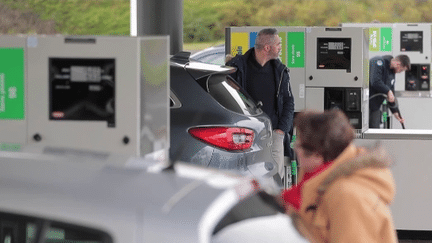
xmin=274 ymin=129 xmax=284 ymax=135
xmin=393 ymin=112 xmax=405 ymax=124
xmin=387 ymin=90 xmax=395 ymax=103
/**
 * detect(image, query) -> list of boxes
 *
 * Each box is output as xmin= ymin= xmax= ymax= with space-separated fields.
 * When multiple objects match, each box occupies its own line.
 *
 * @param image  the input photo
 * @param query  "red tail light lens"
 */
xmin=188 ymin=127 xmax=255 ymax=151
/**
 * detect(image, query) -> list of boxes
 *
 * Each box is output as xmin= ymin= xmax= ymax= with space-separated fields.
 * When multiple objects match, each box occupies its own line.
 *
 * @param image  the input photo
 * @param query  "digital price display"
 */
xmin=401 ymin=31 xmax=423 ymax=52
xmin=317 ymin=38 xmax=352 ymax=72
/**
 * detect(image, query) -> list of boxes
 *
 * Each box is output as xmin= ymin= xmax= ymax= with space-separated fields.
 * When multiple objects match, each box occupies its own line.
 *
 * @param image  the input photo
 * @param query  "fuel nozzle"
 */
xmin=388 ymin=100 xmax=405 ymax=129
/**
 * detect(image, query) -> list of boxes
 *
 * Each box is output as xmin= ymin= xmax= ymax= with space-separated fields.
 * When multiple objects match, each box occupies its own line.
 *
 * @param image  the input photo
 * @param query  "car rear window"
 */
xmin=200 ymin=74 xmax=262 ymax=116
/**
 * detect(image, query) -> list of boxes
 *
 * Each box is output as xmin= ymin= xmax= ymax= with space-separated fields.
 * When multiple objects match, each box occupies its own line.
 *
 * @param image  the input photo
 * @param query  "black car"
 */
xmin=170 ymin=52 xmax=280 ymax=183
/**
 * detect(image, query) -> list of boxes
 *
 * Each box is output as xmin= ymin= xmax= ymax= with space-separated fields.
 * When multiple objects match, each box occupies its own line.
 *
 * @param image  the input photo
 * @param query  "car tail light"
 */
xmin=188 ymin=127 xmax=254 ymax=151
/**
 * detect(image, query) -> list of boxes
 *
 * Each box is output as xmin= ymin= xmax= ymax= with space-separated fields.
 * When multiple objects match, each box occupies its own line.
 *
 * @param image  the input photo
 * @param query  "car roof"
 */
xmin=171 ymin=52 xmax=235 ymax=80
xmin=0 ymin=150 xmax=253 ymax=242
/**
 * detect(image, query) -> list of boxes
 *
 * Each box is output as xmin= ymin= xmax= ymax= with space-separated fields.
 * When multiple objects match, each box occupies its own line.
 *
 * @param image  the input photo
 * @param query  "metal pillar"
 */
xmin=133 ymin=0 xmax=183 ymax=55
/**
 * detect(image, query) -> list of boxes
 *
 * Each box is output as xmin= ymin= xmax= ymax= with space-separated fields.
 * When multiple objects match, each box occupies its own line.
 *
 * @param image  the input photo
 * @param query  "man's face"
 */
xmin=294 ymin=135 xmax=324 ymax=173
xmin=392 ymin=60 xmax=408 ymax=73
xmin=268 ymin=35 xmax=282 ymax=60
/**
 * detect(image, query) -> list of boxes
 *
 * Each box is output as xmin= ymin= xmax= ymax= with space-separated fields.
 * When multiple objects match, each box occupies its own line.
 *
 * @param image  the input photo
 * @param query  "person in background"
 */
xmin=281 ymin=109 xmax=398 ymax=243
xmin=369 ymin=54 xmax=410 ymax=128
xmin=226 ymin=28 xmax=295 ymax=184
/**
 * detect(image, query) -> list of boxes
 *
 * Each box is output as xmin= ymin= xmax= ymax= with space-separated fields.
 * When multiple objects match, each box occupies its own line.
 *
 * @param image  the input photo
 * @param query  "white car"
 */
xmin=0 ymin=148 xmax=308 ymax=243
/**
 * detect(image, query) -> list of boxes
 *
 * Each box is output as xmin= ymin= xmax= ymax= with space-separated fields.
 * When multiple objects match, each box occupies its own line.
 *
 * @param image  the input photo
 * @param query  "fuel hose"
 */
xmin=369 ymin=93 xmax=405 ymax=129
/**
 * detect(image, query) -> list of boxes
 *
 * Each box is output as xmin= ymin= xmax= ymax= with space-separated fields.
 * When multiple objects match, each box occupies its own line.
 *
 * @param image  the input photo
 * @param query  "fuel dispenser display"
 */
xmin=317 ymin=38 xmax=352 ymax=71
xmin=400 ymin=31 xmax=423 ymax=52
xmin=49 ymin=58 xmax=116 ymax=126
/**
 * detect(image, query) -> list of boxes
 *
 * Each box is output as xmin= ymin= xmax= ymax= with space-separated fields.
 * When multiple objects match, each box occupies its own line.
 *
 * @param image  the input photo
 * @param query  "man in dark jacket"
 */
xmin=226 ymin=28 xmax=295 ymax=181
xmin=369 ymin=54 xmax=410 ymax=128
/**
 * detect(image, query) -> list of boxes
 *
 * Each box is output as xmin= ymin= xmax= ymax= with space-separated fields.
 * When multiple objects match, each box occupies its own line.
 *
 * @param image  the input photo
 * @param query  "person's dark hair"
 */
xmin=294 ymin=109 xmax=355 ymax=162
xmin=255 ymin=28 xmax=278 ymax=50
xmin=396 ymin=54 xmax=411 ymax=71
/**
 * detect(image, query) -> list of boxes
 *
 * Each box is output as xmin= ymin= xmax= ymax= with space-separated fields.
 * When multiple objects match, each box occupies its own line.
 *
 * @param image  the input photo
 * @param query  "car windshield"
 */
xmin=202 ymin=74 xmax=262 ymax=116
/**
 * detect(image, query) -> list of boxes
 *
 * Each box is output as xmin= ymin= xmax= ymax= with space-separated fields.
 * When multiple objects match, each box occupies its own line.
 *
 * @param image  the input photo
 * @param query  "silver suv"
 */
xmin=0 ymin=149 xmax=307 ymax=242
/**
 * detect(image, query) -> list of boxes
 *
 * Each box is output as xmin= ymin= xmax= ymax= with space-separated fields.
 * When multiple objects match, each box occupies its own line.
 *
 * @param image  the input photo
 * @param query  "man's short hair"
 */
xmin=254 ymin=28 xmax=278 ymax=50
xmin=294 ymin=109 xmax=355 ymax=162
xmin=396 ymin=54 xmax=411 ymax=71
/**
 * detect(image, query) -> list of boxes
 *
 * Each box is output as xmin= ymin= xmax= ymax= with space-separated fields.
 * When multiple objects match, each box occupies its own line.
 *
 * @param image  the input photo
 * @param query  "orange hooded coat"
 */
xmin=285 ymin=144 xmax=397 ymax=243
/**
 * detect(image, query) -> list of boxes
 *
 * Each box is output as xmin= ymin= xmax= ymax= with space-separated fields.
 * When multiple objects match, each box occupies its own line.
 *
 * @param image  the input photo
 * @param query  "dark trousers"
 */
xmin=369 ymin=109 xmax=381 ymax=128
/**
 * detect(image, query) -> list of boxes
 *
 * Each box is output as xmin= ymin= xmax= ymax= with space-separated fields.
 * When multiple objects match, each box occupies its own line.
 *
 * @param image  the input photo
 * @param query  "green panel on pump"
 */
xmin=0 ymin=48 xmax=25 ymax=120
xmin=287 ymin=32 xmax=305 ymax=68
xmin=380 ymin=27 xmax=392 ymax=52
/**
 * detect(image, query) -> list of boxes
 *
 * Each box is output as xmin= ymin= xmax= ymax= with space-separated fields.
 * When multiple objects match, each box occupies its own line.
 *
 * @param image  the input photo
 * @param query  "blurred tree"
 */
xmin=369 ymin=1 xmax=396 ymax=22
xmin=295 ymin=0 xmax=329 ymax=26
xmin=419 ymin=0 xmax=432 ymax=22
xmin=217 ymin=0 xmax=255 ymax=27
xmin=253 ymin=2 xmax=297 ymax=26
xmin=345 ymin=1 xmax=370 ymax=23
xmin=401 ymin=6 xmax=423 ymax=22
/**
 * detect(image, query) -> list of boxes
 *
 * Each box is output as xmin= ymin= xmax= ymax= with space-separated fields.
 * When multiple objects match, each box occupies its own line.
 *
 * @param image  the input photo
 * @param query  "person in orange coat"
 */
xmin=281 ymin=109 xmax=398 ymax=243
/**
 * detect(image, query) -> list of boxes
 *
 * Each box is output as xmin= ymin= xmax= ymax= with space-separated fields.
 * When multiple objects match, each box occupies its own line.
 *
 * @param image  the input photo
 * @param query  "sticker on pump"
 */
xmin=52 ymin=111 xmax=65 ymax=118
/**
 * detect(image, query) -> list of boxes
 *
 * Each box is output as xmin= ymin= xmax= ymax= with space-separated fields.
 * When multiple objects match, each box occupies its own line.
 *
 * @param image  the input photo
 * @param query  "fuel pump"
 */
xmin=305 ymin=27 xmax=369 ymax=136
xmin=25 ymin=35 xmax=169 ymax=157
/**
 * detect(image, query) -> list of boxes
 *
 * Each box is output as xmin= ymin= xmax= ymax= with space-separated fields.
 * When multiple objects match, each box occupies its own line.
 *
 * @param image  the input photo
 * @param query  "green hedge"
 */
xmin=2 ymin=0 xmax=432 ymax=43
xmin=2 ymin=0 xmax=130 ymax=35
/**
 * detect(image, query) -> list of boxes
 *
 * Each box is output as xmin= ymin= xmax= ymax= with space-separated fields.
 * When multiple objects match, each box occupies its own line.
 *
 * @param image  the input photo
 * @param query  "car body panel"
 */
xmin=0 ymin=151 xmax=248 ymax=242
